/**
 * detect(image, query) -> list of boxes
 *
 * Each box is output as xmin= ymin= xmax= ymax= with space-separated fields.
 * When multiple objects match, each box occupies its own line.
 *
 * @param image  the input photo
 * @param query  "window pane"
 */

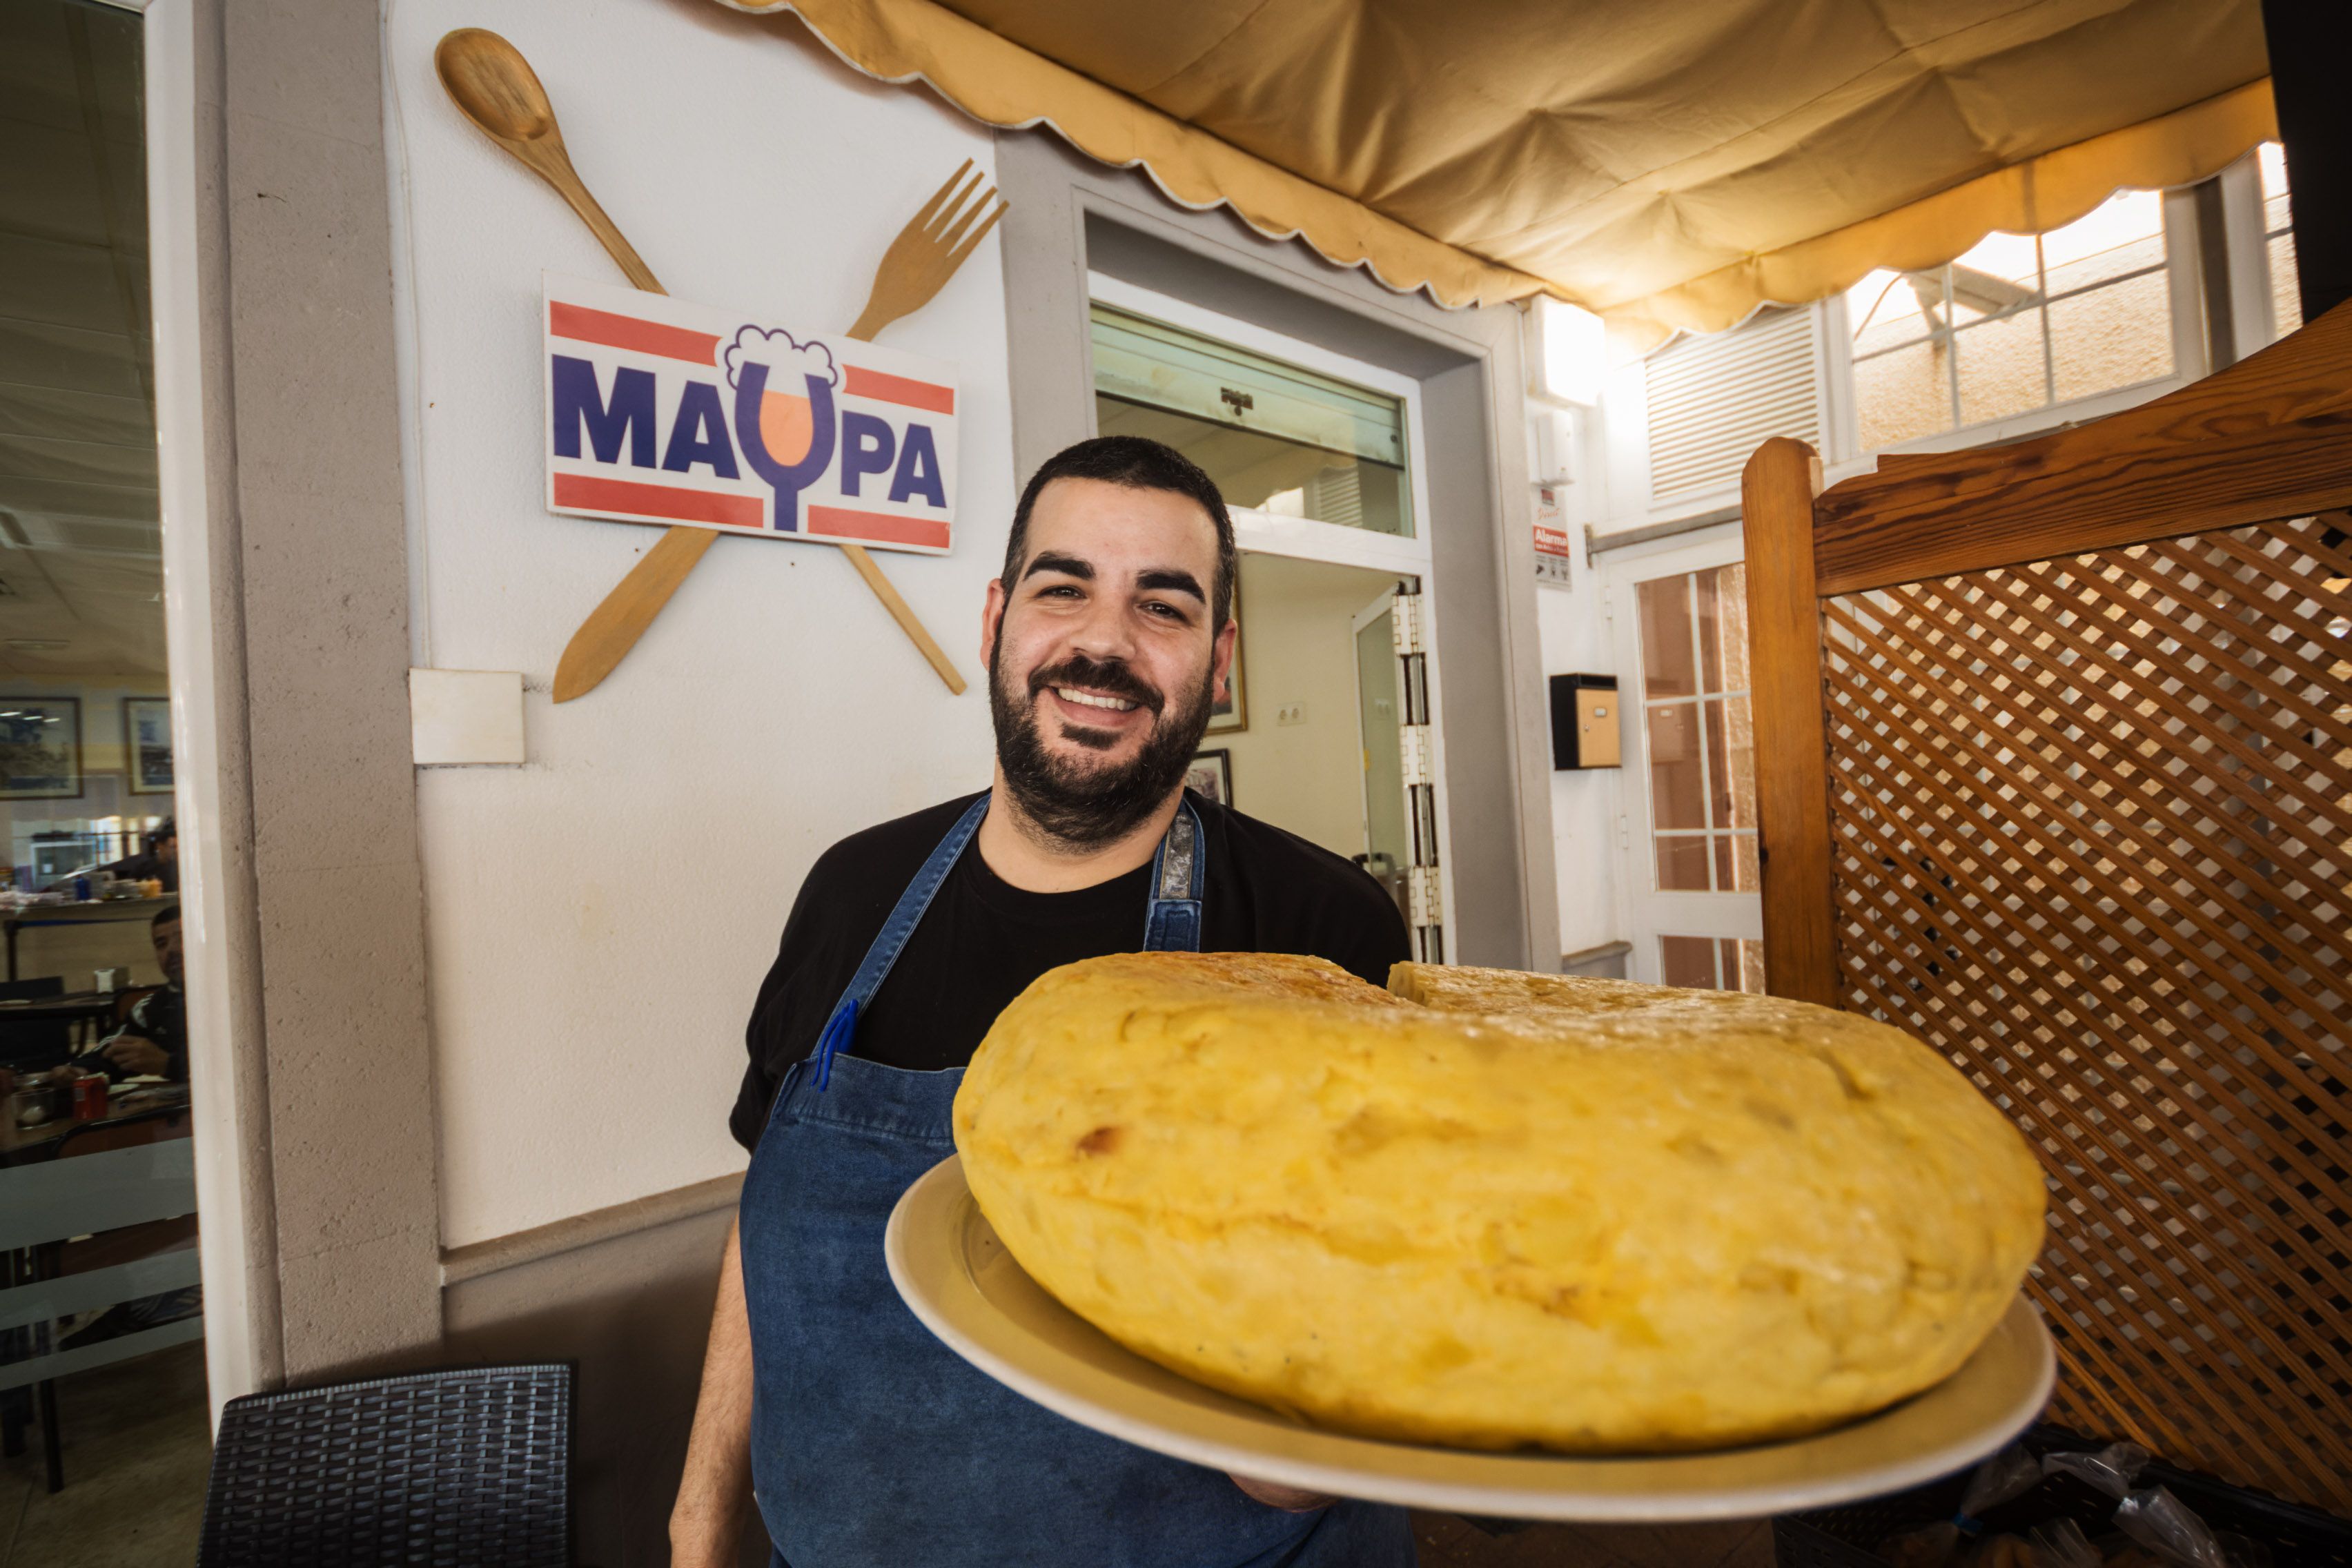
xmin=2039 ymin=190 xmax=2165 ymax=293
xmin=1095 ymin=395 xmax=1409 ymax=534
xmin=1656 ymin=834 xmax=1711 ymax=892
xmin=2260 ymin=141 xmax=2292 ymax=218
xmin=2271 ymin=233 xmax=2303 ymax=336
xmin=1848 ymin=268 xmax=1934 ymax=357
xmin=1721 ymin=694 xmax=1756 ymax=830
xmin=1638 ymin=576 xmax=1696 ymax=699
xmin=2048 ymin=271 xmax=2174 ymax=403
xmin=1723 ymin=832 xmax=1761 ymax=893
xmin=1089 ymin=304 xmax=1412 ymax=537
xmin=1660 ymin=935 xmax=1718 ymax=989
xmin=1853 ymin=340 xmax=1954 ymax=449
xmin=1703 ymin=697 xmax=1734 ymax=830
xmin=1646 ymin=703 xmax=1706 ymax=830
xmin=1709 ymin=565 xmax=1750 ymax=693
xmin=1720 ymin=939 xmax=1767 ymax=994
xmin=1954 ymin=308 xmax=2048 ymax=428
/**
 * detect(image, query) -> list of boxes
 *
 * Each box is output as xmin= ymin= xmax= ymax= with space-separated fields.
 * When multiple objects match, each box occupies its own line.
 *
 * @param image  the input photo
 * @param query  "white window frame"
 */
xmin=1601 ymin=186 xmax=2222 ymax=538
xmin=1082 ymin=273 xmax=1455 ymax=933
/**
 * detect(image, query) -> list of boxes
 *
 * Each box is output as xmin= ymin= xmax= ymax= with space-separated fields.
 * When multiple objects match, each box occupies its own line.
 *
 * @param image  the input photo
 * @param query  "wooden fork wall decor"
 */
xmin=434 ymin=29 xmax=1003 ymax=703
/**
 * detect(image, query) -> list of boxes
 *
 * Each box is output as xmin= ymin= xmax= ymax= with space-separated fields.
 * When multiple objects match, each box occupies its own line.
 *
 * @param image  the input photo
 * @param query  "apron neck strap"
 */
xmin=1142 ymin=795 xmax=1206 ymax=954
xmin=811 ymin=791 xmax=1206 ymax=1089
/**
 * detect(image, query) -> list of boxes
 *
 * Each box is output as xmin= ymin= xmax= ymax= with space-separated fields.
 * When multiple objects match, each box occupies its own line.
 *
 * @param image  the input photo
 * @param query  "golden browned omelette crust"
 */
xmin=953 ymin=954 xmax=2046 ymax=1453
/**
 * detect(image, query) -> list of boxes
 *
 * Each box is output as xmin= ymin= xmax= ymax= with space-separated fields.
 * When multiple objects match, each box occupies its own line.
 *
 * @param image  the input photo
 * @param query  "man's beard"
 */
xmin=990 ymin=645 xmax=1214 ymax=849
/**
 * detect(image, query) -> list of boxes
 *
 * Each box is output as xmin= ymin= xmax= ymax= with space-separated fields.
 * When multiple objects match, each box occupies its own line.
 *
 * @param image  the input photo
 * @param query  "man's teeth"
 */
xmin=1056 ymin=687 xmax=1137 ymax=712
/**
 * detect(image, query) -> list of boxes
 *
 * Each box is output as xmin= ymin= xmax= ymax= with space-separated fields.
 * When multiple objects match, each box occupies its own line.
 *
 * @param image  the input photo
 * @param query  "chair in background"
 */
xmin=199 ymin=1363 xmax=576 ymax=1567
xmin=1741 ymin=299 xmax=2352 ymax=1514
xmin=0 ymin=977 xmax=69 ymax=1072
xmin=0 ymin=1106 xmax=202 ymax=1489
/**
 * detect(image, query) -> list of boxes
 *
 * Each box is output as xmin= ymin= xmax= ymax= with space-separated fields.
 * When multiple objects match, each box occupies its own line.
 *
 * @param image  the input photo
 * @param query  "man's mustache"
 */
xmin=1025 ymin=656 xmax=1165 ymax=717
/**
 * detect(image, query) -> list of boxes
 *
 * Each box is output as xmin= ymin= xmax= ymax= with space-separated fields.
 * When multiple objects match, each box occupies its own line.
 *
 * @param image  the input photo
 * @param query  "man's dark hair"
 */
xmin=1001 ymin=437 xmax=1238 ymax=629
xmin=153 ymin=903 xmax=181 ymax=932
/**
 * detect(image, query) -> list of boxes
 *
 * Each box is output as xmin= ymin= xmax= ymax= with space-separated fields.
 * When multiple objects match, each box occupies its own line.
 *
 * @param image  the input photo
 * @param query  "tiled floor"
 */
xmin=1415 ymin=1510 xmax=1778 ymax=1567
xmin=0 ymin=1340 xmax=210 ymax=1568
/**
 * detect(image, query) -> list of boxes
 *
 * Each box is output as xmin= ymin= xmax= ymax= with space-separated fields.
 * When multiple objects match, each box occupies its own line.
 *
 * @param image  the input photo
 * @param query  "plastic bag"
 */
xmin=2041 ymin=1442 xmax=2152 ymax=1502
xmin=1877 ymin=1520 xmax=1960 ymax=1567
xmin=1960 ymin=1444 xmax=2048 ymax=1521
xmin=2024 ymin=1518 xmax=2101 ymax=1568
xmin=2113 ymin=1485 xmax=2228 ymax=1568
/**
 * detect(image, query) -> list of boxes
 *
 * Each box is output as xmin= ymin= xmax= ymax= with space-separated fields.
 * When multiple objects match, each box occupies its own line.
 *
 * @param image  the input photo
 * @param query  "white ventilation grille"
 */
xmin=1643 ymin=307 xmax=1823 ymax=504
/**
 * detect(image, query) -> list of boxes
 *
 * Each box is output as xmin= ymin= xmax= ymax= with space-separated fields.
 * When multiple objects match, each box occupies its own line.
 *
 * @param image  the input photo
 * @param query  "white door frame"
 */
xmin=1086 ymin=275 xmax=1458 ymax=948
xmin=1349 ymin=587 xmax=1400 ymax=865
xmin=1598 ymin=522 xmax=1762 ymax=983
xmin=137 ymin=0 xmax=269 ymax=1413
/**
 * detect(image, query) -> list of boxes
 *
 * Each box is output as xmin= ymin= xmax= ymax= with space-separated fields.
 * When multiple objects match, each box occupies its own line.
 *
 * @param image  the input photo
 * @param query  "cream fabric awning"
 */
xmin=720 ymin=0 xmax=2273 ymax=344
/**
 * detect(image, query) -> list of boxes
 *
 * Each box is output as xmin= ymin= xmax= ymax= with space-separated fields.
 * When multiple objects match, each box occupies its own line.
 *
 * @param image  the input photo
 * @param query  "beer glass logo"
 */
xmin=724 ymin=326 xmax=840 ymax=533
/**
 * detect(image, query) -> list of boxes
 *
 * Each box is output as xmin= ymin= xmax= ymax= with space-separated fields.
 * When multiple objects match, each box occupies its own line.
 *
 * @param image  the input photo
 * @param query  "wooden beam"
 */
xmin=1739 ymin=437 xmax=1839 ymax=1008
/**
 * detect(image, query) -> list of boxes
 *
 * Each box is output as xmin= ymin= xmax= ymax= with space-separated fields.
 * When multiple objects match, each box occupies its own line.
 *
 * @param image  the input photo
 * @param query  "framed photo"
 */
xmin=0 ymin=698 xmax=81 ymax=800
xmin=124 ymin=697 xmax=174 ymax=794
xmin=1184 ymin=748 xmax=1232 ymax=808
xmin=1206 ymin=576 xmax=1246 ymax=734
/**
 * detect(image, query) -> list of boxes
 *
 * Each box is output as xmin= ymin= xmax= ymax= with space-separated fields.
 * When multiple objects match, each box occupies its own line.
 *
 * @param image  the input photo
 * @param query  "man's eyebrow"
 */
xmin=1021 ymin=551 xmax=1093 ymax=582
xmin=1135 ymin=569 xmax=1206 ymax=602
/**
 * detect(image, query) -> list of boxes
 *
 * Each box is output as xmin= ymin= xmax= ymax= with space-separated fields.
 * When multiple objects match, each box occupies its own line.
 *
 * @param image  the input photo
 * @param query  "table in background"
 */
xmin=1 ymin=897 xmax=175 ymax=982
xmin=1 ymin=1084 xmax=189 ymax=1166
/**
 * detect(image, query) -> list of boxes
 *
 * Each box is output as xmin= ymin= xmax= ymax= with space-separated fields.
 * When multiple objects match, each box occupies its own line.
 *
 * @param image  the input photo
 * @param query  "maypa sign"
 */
xmin=542 ymin=274 xmax=958 ymax=553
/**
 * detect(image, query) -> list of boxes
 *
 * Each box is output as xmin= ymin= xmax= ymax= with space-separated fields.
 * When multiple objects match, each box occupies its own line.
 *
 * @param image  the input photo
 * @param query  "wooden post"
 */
xmin=1740 ymin=437 xmax=1839 ymax=1008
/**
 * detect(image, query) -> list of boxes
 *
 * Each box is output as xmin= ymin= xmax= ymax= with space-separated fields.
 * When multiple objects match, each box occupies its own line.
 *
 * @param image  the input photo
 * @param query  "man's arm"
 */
xmin=672 ymin=1219 xmax=758 ymax=1567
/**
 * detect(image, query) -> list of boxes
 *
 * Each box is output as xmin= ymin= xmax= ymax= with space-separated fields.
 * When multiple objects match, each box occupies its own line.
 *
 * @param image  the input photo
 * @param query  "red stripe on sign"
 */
xmin=806 ymin=505 xmax=950 ymax=550
xmin=554 ymin=473 xmax=762 ymax=529
xmin=843 ymin=364 xmax=954 ymax=414
xmin=549 ymin=302 xmax=720 ymax=366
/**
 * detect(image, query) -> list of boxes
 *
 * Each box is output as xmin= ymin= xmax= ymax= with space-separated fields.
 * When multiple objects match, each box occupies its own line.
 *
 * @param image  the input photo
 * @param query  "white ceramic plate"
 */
xmin=886 ymin=1154 xmax=2054 ymax=1522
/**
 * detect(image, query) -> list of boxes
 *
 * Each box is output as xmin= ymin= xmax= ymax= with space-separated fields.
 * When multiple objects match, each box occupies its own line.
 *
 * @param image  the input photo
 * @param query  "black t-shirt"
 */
xmin=731 ymin=790 xmax=1411 ymax=1150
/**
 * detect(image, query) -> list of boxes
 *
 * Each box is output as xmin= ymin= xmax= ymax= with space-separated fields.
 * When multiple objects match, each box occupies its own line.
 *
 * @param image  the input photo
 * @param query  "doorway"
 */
xmin=0 ymin=0 xmax=210 ymax=1552
xmin=1600 ymin=529 xmax=1765 ymax=989
xmin=1089 ymin=275 xmax=1453 ymax=959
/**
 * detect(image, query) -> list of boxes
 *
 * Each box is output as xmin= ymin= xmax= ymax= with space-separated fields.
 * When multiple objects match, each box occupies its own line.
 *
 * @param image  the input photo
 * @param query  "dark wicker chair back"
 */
xmin=197 ymin=1362 xmax=574 ymax=1567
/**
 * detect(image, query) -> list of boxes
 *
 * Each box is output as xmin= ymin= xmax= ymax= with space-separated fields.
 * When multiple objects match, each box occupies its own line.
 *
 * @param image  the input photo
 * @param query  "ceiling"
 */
xmin=0 ymin=0 xmax=166 ymax=683
xmin=729 ymin=0 xmax=2271 ymax=335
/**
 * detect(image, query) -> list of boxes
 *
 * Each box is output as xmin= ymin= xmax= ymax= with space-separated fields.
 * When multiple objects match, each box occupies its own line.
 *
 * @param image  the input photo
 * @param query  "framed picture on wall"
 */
xmin=124 ymin=697 xmax=173 ymax=794
xmin=1206 ymin=576 xmax=1246 ymax=733
xmin=0 ymin=698 xmax=81 ymax=800
xmin=1184 ymin=748 xmax=1232 ymax=808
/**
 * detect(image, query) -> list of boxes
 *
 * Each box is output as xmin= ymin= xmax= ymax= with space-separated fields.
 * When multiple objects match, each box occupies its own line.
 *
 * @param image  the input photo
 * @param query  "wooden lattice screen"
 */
xmin=1743 ymin=301 xmax=2352 ymax=1516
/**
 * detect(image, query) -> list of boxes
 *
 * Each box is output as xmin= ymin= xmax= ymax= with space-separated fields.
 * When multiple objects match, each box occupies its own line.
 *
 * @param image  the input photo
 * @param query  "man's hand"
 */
xmin=1228 ymin=1473 xmax=1336 ymax=1512
xmin=100 ymin=1035 xmax=169 ymax=1077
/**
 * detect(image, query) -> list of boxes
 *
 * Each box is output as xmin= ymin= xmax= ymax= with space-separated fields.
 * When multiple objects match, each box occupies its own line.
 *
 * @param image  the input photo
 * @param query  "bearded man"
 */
xmin=670 ymin=436 xmax=1415 ymax=1568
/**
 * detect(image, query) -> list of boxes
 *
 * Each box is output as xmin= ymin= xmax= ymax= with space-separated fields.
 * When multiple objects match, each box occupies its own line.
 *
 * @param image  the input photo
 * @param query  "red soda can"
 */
xmin=70 ymin=1075 xmax=107 ymax=1119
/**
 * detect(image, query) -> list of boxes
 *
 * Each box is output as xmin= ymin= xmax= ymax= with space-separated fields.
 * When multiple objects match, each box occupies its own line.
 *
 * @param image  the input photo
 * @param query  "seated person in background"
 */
xmin=99 ymin=817 xmax=178 ymax=894
xmin=90 ymin=905 xmax=186 ymax=1082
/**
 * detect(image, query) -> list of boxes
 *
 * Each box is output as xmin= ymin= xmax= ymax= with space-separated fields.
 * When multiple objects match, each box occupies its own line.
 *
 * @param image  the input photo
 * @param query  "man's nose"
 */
xmin=1064 ymin=596 xmax=1139 ymax=663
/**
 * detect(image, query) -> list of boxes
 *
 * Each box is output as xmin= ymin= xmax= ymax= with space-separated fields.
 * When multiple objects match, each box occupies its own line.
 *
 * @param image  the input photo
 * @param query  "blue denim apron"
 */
xmin=741 ymin=793 xmax=1415 ymax=1568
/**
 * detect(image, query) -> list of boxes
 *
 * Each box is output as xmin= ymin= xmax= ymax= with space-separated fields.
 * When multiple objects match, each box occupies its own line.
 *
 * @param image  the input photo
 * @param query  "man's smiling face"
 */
xmin=983 ymin=476 xmax=1237 ymax=846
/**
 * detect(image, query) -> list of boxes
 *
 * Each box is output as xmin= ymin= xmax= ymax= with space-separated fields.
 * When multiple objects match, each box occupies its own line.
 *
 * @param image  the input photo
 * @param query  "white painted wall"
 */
xmin=383 ymin=0 xmax=1011 ymax=1246
xmin=1528 ymin=402 xmax=1627 ymax=965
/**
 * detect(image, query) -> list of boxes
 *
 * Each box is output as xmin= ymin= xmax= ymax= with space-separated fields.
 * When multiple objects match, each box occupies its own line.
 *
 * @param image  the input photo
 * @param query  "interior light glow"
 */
xmin=1529 ymin=295 xmax=1605 ymax=408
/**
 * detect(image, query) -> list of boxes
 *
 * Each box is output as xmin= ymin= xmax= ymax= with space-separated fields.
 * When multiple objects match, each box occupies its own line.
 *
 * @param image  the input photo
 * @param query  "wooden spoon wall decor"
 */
xmin=433 ymin=28 xmax=990 ymax=703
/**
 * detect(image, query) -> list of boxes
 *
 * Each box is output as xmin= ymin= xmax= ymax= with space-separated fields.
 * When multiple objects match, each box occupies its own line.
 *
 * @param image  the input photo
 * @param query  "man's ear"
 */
xmin=981 ymin=578 xmax=1008 ymax=671
xmin=1210 ymin=616 xmax=1239 ymax=703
